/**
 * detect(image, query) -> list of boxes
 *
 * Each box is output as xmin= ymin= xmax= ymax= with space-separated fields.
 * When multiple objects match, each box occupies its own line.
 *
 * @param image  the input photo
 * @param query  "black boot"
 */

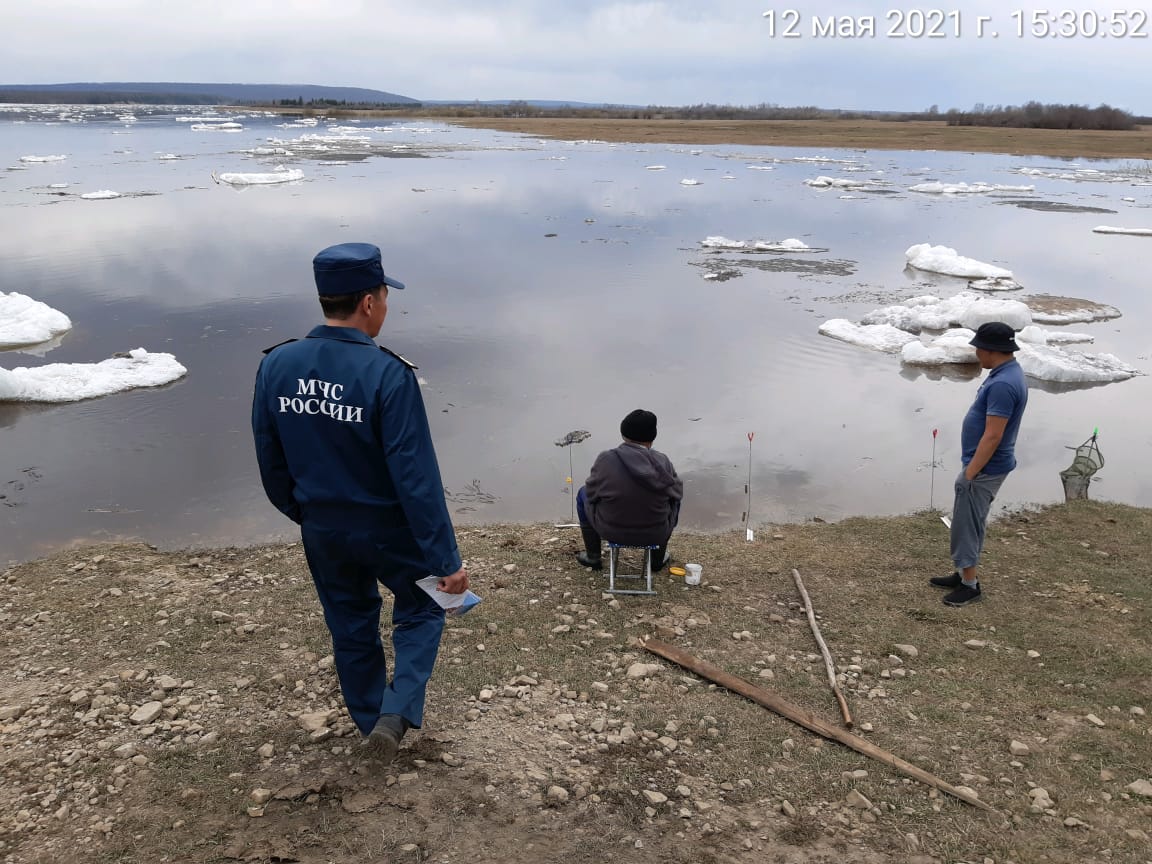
xmin=576 ymin=527 xmax=602 ymax=570
xmin=651 ymin=544 xmax=670 ymax=572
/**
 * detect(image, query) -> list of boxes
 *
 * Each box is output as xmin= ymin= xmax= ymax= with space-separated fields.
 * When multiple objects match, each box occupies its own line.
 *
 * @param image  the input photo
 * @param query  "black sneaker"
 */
xmin=930 ymin=572 xmax=963 ymax=589
xmin=364 ymin=713 xmax=408 ymax=763
xmin=942 ymin=583 xmax=982 ymax=607
xmin=652 ymin=550 xmax=671 ymax=573
xmin=576 ymin=552 xmax=602 ymax=570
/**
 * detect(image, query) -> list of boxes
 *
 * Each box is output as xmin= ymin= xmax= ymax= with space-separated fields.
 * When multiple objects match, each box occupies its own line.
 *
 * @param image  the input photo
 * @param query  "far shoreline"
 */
xmin=257 ymin=109 xmax=1152 ymax=160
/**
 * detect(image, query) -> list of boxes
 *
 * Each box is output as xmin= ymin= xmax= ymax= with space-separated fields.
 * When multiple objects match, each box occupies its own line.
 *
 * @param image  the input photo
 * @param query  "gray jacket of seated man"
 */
xmin=584 ymin=441 xmax=683 ymax=546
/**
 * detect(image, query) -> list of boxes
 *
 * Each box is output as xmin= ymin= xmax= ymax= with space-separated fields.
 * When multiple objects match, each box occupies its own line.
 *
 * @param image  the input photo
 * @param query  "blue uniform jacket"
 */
xmin=252 ymin=325 xmax=461 ymax=578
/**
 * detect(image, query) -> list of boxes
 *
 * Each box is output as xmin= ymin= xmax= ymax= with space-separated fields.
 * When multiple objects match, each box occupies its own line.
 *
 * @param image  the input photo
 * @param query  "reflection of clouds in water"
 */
xmin=677 ymin=458 xmax=813 ymax=531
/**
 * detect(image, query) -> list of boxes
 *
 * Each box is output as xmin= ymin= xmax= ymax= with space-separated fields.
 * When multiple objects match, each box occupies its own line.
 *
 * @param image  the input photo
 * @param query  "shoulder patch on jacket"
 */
xmin=378 ymin=345 xmax=418 ymax=370
xmin=262 ymin=338 xmax=298 ymax=355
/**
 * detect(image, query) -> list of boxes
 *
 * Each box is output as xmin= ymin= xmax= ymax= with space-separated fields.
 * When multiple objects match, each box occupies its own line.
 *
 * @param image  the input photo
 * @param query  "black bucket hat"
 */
xmin=969 ymin=321 xmax=1020 ymax=353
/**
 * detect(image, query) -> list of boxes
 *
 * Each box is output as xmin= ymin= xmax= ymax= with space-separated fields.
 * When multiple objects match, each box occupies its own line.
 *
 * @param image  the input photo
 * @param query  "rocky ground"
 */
xmin=2 ymin=501 xmax=1150 ymax=863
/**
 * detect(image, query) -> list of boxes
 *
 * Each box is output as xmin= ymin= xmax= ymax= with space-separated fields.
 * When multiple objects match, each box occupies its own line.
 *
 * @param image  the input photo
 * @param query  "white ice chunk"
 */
xmin=700 ymin=236 xmax=812 ymax=252
xmin=215 ymin=168 xmax=304 ymax=186
xmin=968 ymin=276 xmax=1023 ymax=291
xmin=1017 ymin=344 xmax=1139 ymax=383
xmin=1093 ymin=225 xmax=1152 ymax=236
xmin=680 ymin=178 xmax=702 ymax=186
xmin=863 ymin=292 xmax=1032 ymax=333
xmin=0 ymin=349 xmax=187 ymax=403
xmin=80 ymin=190 xmax=122 ymax=200
xmin=1027 ymin=299 xmax=1122 ymax=324
xmin=909 ymin=181 xmax=1035 ymax=194
xmin=645 ymin=165 xmax=666 ymax=170
xmin=805 ymin=175 xmax=872 ymax=188
xmin=48 ymin=183 xmax=69 ymax=189
xmin=957 ymin=296 xmax=1033 ymax=331
xmin=1017 ymin=325 xmax=1094 ymax=345
xmin=818 ymin=319 xmax=918 ymax=354
xmin=19 ymin=154 xmax=67 ymax=163
xmin=905 ymin=243 xmax=1013 ymax=280
xmin=901 ymin=329 xmax=978 ymax=366
xmin=0 ymin=292 xmax=73 ymax=349
xmin=190 ymin=122 xmax=243 ymax=131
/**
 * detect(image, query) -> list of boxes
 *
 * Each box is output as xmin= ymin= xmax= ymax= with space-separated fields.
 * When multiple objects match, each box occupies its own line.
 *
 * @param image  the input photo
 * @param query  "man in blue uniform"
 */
xmin=252 ymin=242 xmax=468 ymax=763
xmin=930 ymin=322 xmax=1028 ymax=607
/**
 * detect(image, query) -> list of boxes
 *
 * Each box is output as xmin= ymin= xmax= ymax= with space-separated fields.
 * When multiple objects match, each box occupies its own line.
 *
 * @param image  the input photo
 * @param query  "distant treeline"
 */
xmin=386 ymin=100 xmax=1151 ymax=128
xmin=944 ymin=102 xmax=1138 ymax=130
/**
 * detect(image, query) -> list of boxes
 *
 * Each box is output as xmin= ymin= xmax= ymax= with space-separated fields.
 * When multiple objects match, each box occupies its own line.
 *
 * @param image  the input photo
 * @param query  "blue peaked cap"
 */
xmin=313 ymin=242 xmax=406 ymax=296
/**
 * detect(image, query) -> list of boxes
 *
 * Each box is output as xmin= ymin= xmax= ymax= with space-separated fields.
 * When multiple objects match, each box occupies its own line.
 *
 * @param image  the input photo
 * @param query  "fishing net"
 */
xmin=1059 ymin=433 xmax=1104 ymax=501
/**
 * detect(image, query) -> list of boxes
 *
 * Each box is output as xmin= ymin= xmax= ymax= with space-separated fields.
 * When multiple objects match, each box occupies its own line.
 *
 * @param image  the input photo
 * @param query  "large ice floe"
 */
xmin=19 ymin=154 xmax=68 ymax=163
xmin=900 ymin=328 xmax=1138 ymax=383
xmin=822 ymin=290 xmax=1138 ymax=384
xmin=0 ymin=292 xmax=73 ymax=349
xmin=80 ymin=190 xmax=122 ymax=200
xmin=804 ymin=176 xmax=878 ymax=189
xmin=909 ymin=182 xmax=1035 ymax=195
xmin=0 ymin=349 xmax=187 ymax=403
xmin=818 ymin=320 xmax=917 ymax=353
xmin=905 ymin=244 xmax=1016 ymax=282
xmin=1023 ymin=296 xmax=1122 ymax=325
xmin=1093 ymin=225 xmax=1152 ymax=237
xmin=214 ymin=167 xmax=304 ymax=186
xmin=862 ymin=292 xmax=1033 ymax=332
xmin=700 ymin=236 xmax=813 ymax=252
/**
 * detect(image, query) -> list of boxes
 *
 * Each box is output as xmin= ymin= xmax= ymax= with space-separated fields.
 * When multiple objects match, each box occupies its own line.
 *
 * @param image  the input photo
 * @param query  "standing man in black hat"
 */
xmin=252 ymin=242 xmax=468 ymax=763
xmin=575 ymin=409 xmax=683 ymax=570
xmin=930 ymin=322 xmax=1028 ymax=607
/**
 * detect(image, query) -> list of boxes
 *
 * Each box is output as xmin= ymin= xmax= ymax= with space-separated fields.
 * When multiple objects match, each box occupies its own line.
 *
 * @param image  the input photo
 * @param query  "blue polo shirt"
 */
xmin=961 ymin=358 xmax=1028 ymax=475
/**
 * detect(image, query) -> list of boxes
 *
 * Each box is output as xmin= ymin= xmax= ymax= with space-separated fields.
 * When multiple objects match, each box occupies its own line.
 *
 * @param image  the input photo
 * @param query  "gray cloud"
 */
xmin=2 ymin=2 xmax=1148 ymax=112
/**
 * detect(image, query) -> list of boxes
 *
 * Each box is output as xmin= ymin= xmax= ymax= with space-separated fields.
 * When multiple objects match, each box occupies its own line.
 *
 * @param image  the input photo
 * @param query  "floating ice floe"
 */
xmin=1017 ymin=344 xmax=1139 ymax=383
xmin=901 ymin=329 xmax=979 ymax=365
xmin=805 ymin=176 xmax=874 ymax=189
xmin=19 ymin=154 xmax=67 ymax=163
xmin=0 ymin=292 xmax=73 ymax=350
xmin=80 ymin=190 xmax=122 ymax=200
xmin=1017 ymin=325 xmax=1093 ymax=345
xmin=700 ymin=236 xmax=813 ymax=252
xmin=158 ymin=153 xmax=180 ymax=160
xmin=680 ymin=178 xmax=702 ymax=186
xmin=909 ymin=182 xmax=1035 ymax=195
xmin=247 ymin=147 xmax=292 ymax=156
xmin=862 ymin=292 xmax=1032 ymax=333
xmin=899 ymin=327 xmax=1136 ymax=383
xmin=0 ymin=349 xmax=187 ymax=403
xmin=968 ymin=276 xmax=1023 ymax=292
xmin=1093 ymin=225 xmax=1152 ymax=237
xmin=746 ymin=165 xmax=774 ymax=171
xmin=48 ymin=183 xmax=69 ymax=189
xmin=214 ymin=167 xmax=304 ymax=186
xmin=818 ymin=320 xmax=918 ymax=354
xmin=1023 ymin=296 xmax=1122 ymax=325
xmin=905 ymin=243 xmax=1013 ymax=281
xmin=645 ymin=165 xmax=666 ymax=170
xmin=191 ymin=122 xmax=243 ymax=131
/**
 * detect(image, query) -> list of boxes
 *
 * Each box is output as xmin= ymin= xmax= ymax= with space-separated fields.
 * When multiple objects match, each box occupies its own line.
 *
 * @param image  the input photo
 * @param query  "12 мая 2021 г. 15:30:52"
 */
xmin=761 ymin=9 xmax=1149 ymax=39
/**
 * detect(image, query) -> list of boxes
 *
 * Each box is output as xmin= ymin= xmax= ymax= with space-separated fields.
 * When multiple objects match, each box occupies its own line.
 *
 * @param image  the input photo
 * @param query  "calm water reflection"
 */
xmin=2 ymin=109 xmax=1150 ymax=563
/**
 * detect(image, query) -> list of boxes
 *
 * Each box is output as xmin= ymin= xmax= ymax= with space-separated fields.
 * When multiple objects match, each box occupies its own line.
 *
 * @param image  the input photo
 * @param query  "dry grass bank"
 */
xmin=442 ymin=118 xmax=1152 ymax=160
xmin=1 ymin=501 xmax=1150 ymax=863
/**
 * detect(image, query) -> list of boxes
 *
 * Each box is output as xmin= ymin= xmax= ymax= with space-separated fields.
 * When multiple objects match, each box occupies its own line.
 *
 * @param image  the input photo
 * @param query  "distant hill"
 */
xmin=0 ymin=82 xmax=418 ymax=105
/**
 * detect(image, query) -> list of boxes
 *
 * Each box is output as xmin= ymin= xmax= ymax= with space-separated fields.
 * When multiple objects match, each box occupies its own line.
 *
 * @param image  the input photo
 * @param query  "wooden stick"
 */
xmin=643 ymin=638 xmax=996 ymax=813
xmin=792 ymin=568 xmax=853 ymax=728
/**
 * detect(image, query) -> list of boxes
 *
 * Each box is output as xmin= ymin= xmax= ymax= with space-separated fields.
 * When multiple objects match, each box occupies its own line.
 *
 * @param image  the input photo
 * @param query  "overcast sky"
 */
xmin=3 ymin=1 xmax=1149 ymax=113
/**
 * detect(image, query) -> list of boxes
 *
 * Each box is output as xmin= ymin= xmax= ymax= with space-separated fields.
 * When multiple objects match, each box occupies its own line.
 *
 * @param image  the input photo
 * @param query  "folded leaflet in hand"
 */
xmin=415 ymin=576 xmax=482 ymax=615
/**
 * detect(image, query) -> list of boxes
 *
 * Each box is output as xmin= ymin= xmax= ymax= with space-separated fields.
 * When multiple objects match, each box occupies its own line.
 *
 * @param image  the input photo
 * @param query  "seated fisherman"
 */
xmin=575 ymin=409 xmax=683 ymax=570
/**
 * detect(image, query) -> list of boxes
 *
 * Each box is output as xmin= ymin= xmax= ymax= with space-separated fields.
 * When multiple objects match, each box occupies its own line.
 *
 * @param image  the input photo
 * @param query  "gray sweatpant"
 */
xmin=950 ymin=470 xmax=1007 ymax=571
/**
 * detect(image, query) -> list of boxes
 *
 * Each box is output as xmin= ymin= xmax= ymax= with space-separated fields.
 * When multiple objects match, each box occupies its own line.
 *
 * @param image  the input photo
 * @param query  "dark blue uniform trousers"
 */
xmin=300 ymin=524 xmax=445 ymax=736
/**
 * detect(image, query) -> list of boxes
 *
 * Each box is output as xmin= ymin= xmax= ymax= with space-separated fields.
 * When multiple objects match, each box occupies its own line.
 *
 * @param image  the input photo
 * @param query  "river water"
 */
xmin=2 ymin=106 xmax=1150 ymax=563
